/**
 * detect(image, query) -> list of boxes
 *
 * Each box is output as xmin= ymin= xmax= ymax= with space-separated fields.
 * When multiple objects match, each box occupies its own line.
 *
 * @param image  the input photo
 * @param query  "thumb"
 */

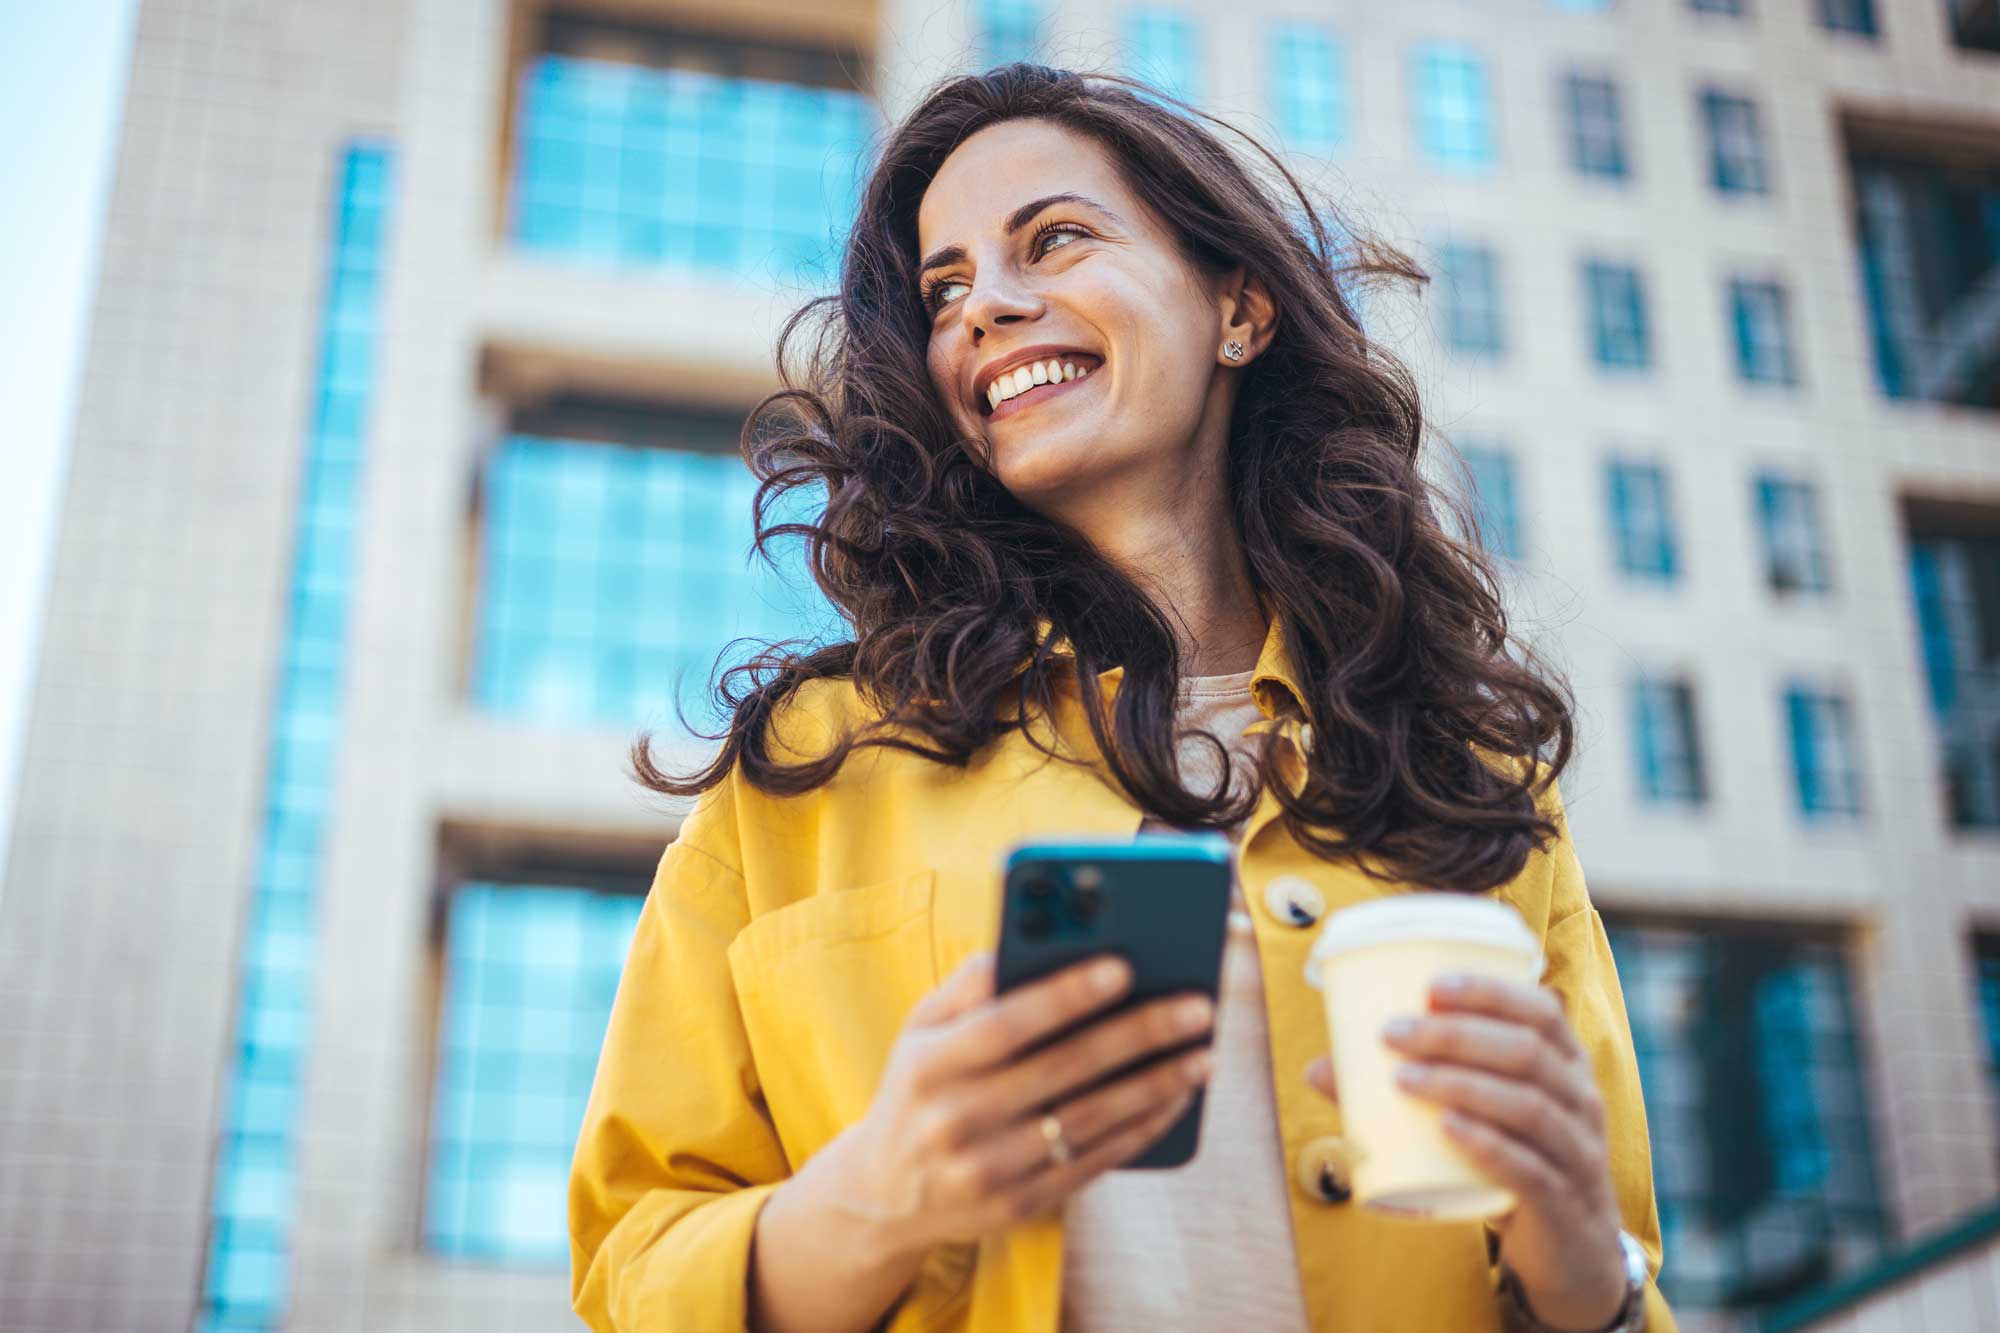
xmin=909 ymin=947 xmax=996 ymax=1026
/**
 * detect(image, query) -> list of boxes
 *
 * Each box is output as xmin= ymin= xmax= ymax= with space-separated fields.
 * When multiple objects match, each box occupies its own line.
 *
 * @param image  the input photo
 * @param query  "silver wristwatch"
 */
xmin=1497 ymin=1228 xmax=1648 ymax=1333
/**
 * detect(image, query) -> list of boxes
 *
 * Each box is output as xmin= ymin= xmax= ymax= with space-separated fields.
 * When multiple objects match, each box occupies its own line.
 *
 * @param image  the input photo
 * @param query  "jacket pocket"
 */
xmin=728 ymin=866 xmax=942 ymax=988
xmin=727 ymin=868 xmax=945 ymax=1158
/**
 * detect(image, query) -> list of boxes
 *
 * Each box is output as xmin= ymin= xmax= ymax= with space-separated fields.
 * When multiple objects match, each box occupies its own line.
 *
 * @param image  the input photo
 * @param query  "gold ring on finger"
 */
xmin=1040 ymin=1111 xmax=1073 ymax=1165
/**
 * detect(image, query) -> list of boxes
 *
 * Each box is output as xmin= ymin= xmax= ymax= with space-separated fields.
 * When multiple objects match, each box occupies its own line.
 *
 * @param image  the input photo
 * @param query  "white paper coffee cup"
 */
xmin=1304 ymin=894 xmax=1545 ymax=1222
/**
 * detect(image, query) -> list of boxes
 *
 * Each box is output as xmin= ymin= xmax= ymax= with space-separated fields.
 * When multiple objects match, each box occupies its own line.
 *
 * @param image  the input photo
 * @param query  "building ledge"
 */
xmin=1759 ymin=1197 xmax=2000 ymax=1332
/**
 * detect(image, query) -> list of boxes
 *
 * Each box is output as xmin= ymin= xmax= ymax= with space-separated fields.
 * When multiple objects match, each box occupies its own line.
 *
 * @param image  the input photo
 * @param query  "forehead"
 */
xmin=915 ymin=118 xmax=1131 ymax=252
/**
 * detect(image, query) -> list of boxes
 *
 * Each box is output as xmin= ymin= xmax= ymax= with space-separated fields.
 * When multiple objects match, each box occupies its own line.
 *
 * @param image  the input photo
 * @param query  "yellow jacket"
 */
xmin=569 ymin=612 xmax=1678 ymax=1332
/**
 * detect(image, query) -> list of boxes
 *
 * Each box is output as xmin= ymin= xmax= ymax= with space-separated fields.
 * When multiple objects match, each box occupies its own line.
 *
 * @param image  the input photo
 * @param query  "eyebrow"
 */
xmin=918 ymin=192 xmax=1123 ymax=275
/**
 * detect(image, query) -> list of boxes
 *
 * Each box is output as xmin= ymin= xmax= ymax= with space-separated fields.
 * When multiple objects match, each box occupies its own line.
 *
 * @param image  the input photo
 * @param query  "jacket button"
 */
xmin=1296 ymin=1134 xmax=1354 ymax=1204
xmin=1263 ymin=874 xmax=1325 ymax=928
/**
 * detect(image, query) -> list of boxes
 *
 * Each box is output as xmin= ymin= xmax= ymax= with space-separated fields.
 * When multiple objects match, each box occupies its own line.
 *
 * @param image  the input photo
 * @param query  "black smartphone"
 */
xmin=992 ymin=833 xmax=1233 ymax=1170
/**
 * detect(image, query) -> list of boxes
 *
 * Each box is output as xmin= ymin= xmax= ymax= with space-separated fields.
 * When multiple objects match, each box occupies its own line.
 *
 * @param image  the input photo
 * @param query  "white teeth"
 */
xmin=984 ymin=356 xmax=1101 ymax=412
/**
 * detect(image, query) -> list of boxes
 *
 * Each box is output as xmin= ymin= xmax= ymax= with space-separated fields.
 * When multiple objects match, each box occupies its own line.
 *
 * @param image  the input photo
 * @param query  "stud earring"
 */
xmin=1223 ymin=340 xmax=1246 ymax=361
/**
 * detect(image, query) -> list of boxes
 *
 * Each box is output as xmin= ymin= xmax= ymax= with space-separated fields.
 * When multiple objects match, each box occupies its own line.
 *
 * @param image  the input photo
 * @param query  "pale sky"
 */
xmin=0 ymin=1 xmax=137 ymax=882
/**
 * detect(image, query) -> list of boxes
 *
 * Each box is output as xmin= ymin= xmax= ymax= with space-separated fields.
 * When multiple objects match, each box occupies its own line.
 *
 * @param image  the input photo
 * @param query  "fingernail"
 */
xmin=1434 ymin=974 xmax=1468 ymax=996
xmin=1176 ymin=995 xmax=1214 ymax=1028
xmin=1382 ymin=1016 xmax=1418 ymax=1041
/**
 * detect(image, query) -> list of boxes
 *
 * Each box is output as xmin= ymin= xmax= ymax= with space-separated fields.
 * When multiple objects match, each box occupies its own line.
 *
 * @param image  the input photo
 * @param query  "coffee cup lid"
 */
xmin=1304 ymin=894 xmax=1542 ymax=988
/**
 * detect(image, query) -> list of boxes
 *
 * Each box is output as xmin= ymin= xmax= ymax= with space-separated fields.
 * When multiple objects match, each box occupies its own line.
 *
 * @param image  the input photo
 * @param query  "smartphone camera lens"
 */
xmin=1068 ymin=876 xmax=1103 ymax=924
xmin=1020 ymin=904 xmax=1055 ymax=938
xmin=1022 ymin=872 xmax=1057 ymax=900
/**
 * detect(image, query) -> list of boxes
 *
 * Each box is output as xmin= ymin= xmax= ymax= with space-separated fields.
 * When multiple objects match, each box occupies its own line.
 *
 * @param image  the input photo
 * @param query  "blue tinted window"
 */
xmin=511 ymin=54 xmax=874 ymax=286
xmin=198 ymin=143 xmax=393 ymax=1333
xmin=1908 ymin=539 xmax=1960 ymax=715
xmin=1270 ymin=22 xmax=1347 ymax=155
xmin=1690 ymin=0 xmax=1747 ymax=11
xmin=1731 ymin=278 xmax=1798 ymax=383
xmin=1436 ymin=241 xmax=1504 ymax=356
xmin=1604 ymin=921 xmax=1886 ymax=1312
xmin=1608 ymin=459 xmax=1678 ymax=579
xmin=472 ymin=433 xmax=834 ymax=732
xmin=1755 ymin=474 xmax=1830 ymax=593
xmin=1124 ymin=9 xmax=1201 ymax=105
xmin=1784 ymin=684 xmax=1865 ymax=816
xmin=426 ymin=884 xmax=644 ymax=1263
xmin=1854 ymin=169 xmax=2000 ymax=406
xmin=1702 ymin=89 xmax=1769 ymax=194
xmin=1817 ymin=0 xmax=1877 ymax=34
xmin=1563 ymin=72 xmax=1628 ymax=179
xmin=1585 ymin=260 xmax=1651 ymax=369
xmin=1855 ymin=184 xmax=1908 ymax=399
xmin=1632 ymin=675 xmax=1705 ymax=803
xmin=976 ymin=0 xmax=1044 ymax=65
xmin=1904 ymin=536 xmax=2000 ymax=827
xmin=1460 ymin=445 xmax=1522 ymax=561
xmin=1975 ymin=942 xmax=2000 ymax=1127
xmin=1412 ymin=43 xmax=1495 ymax=171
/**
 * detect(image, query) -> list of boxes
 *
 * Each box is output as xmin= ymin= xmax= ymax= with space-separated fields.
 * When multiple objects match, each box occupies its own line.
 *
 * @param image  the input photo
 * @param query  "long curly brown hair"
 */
xmin=631 ymin=63 xmax=1579 ymax=895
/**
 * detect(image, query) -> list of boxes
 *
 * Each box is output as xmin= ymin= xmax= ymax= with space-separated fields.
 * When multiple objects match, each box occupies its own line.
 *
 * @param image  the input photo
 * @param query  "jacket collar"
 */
xmin=1020 ymin=592 xmax=1312 ymax=727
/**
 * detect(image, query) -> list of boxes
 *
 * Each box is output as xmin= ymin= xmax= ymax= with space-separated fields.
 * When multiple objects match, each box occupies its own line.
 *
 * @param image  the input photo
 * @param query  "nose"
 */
xmin=961 ymin=269 xmax=1042 ymax=340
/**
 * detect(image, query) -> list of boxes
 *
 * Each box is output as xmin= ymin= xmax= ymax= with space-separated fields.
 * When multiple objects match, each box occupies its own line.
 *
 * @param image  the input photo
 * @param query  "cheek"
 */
xmin=1081 ymin=271 xmax=1205 ymax=397
xmin=926 ymin=345 xmax=963 ymax=418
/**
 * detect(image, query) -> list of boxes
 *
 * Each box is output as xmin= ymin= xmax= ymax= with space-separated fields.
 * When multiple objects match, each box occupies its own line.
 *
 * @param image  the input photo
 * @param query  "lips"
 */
xmin=973 ymin=346 xmax=1105 ymax=417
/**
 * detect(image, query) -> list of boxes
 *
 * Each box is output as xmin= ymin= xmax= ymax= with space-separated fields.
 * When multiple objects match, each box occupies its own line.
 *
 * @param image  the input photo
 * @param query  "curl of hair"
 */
xmin=631 ymin=62 xmax=1578 ymax=895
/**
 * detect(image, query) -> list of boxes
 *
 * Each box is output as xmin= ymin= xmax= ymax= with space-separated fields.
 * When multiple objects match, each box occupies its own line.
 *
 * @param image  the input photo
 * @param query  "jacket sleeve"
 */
xmin=1486 ymin=773 xmax=1680 ymax=1333
xmin=568 ymin=780 xmax=792 ymax=1331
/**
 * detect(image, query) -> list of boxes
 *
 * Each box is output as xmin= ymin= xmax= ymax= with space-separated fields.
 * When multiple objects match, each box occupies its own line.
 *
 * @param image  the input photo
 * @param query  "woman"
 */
xmin=568 ymin=64 xmax=1676 ymax=1333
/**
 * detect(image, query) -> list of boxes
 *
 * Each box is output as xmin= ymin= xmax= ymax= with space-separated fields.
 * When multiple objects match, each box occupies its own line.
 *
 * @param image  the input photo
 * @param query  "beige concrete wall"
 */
xmin=0 ymin=0 xmax=410 ymax=1328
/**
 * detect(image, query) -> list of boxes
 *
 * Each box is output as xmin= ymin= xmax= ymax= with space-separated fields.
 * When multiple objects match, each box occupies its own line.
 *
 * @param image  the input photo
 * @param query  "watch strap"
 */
xmin=1495 ymin=1228 xmax=1648 ymax=1333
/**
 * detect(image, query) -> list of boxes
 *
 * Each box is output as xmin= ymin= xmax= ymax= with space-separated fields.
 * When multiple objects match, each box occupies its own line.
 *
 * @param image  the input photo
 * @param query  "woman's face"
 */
xmin=916 ymin=118 xmax=1242 ymax=511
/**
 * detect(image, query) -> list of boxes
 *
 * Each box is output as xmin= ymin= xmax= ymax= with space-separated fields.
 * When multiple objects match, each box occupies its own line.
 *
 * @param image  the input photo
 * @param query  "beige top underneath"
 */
xmin=1058 ymin=666 xmax=1314 ymax=1331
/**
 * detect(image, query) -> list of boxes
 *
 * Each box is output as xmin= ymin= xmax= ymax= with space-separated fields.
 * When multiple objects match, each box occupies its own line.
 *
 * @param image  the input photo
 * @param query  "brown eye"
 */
xmin=1033 ymin=222 xmax=1088 ymax=255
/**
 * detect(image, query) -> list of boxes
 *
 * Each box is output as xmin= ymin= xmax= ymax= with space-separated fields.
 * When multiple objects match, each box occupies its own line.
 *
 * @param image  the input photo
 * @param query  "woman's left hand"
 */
xmin=1302 ymin=972 xmax=1630 ymax=1332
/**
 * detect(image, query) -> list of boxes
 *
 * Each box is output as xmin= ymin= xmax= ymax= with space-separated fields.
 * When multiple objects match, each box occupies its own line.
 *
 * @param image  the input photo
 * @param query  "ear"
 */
xmin=1216 ymin=265 xmax=1280 ymax=365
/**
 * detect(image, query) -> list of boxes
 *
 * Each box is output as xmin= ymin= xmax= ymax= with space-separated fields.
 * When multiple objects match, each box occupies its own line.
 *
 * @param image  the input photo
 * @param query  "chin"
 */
xmin=987 ymin=430 xmax=1103 ymax=504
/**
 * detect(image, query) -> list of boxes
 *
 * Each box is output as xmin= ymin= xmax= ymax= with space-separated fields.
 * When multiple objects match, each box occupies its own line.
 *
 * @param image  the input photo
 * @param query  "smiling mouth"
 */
xmin=979 ymin=355 xmax=1104 ymax=420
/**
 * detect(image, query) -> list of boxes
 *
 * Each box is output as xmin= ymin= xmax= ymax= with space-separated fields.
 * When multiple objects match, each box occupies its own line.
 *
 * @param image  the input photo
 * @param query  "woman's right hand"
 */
xmin=800 ymin=947 xmax=1216 ymax=1263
